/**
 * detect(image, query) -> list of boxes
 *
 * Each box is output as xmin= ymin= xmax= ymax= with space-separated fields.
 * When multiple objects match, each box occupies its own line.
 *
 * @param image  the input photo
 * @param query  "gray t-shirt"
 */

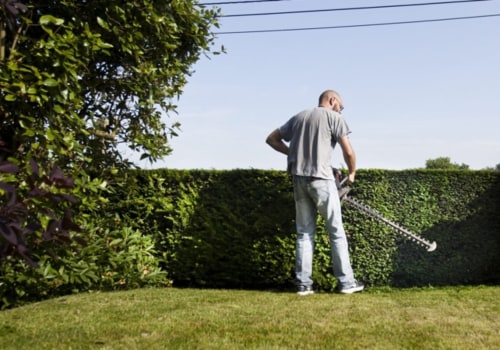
xmin=279 ymin=107 xmax=351 ymax=179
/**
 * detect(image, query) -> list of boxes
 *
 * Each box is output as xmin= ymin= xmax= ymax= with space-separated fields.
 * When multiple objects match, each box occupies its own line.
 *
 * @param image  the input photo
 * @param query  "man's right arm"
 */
xmin=265 ymin=128 xmax=289 ymax=155
xmin=338 ymin=135 xmax=356 ymax=183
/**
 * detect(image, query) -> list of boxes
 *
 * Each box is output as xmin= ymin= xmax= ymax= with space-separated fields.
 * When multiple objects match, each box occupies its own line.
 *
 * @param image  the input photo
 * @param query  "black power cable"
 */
xmin=216 ymin=13 xmax=500 ymax=34
xmin=221 ymin=0 xmax=491 ymax=17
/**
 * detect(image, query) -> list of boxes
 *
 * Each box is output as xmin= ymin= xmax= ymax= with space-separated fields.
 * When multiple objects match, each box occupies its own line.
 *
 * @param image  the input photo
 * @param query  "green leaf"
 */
xmin=39 ymin=15 xmax=65 ymax=26
xmin=23 ymin=129 xmax=35 ymax=137
xmin=45 ymin=129 xmax=55 ymax=141
xmin=42 ymin=78 xmax=58 ymax=87
xmin=53 ymin=104 xmax=64 ymax=114
xmin=96 ymin=17 xmax=110 ymax=30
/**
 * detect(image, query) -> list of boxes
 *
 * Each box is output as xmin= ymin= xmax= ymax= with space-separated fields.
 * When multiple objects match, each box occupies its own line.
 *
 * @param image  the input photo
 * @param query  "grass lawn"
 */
xmin=0 ymin=286 xmax=499 ymax=349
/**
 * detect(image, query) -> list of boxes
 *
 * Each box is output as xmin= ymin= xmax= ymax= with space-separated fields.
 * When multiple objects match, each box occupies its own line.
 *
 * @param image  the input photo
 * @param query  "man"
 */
xmin=265 ymin=89 xmax=364 ymax=295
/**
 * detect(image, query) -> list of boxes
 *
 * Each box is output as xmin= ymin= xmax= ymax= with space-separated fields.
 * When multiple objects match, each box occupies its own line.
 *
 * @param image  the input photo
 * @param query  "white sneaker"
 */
xmin=297 ymin=286 xmax=314 ymax=296
xmin=338 ymin=281 xmax=364 ymax=294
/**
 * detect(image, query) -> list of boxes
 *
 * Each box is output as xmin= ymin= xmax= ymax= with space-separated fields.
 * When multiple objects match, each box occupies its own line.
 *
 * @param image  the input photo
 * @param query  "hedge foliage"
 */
xmin=1 ymin=169 xmax=499 ymax=307
xmin=108 ymin=169 xmax=500 ymax=291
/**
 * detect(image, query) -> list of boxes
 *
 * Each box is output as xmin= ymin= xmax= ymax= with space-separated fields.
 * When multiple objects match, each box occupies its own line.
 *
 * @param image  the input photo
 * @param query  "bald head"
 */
xmin=318 ymin=89 xmax=344 ymax=113
xmin=318 ymin=90 xmax=340 ymax=106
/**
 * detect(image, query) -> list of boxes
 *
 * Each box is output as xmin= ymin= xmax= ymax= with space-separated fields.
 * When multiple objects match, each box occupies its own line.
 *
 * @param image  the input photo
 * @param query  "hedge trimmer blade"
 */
xmin=338 ymin=178 xmax=437 ymax=252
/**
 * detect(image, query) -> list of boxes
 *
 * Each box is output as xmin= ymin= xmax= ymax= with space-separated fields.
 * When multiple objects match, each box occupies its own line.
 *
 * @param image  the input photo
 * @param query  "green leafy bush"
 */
xmin=0 ymin=213 xmax=169 ymax=309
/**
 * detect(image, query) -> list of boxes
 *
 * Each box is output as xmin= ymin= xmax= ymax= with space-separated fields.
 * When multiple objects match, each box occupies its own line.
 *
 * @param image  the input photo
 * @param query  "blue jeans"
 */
xmin=293 ymin=176 xmax=355 ymax=288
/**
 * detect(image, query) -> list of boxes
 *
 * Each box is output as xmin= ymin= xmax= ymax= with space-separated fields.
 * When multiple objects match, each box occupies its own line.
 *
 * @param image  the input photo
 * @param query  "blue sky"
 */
xmin=135 ymin=0 xmax=500 ymax=170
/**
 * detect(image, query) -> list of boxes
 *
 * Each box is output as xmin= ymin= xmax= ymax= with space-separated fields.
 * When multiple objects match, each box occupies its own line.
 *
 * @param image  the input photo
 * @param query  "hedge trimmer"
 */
xmin=336 ymin=176 xmax=437 ymax=252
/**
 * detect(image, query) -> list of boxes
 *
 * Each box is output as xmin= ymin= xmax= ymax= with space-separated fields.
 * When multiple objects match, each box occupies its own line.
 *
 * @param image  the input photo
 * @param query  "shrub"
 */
xmin=0 ymin=214 xmax=169 ymax=309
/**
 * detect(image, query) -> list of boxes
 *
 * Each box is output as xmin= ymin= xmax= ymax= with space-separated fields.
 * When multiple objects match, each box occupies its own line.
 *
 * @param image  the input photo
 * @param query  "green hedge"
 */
xmin=108 ymin=169 xmax=500 ymax=291
xmin=1 ymin=169 xmax=498 ymax=307
xmin=107 ymin=169 xmax=297 ymax=290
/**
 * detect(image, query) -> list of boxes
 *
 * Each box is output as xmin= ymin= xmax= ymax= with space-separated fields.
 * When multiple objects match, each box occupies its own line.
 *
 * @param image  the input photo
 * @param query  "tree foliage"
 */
xmin=0 ymin=0 xmax=221 ymax=264
xmin=425 ymin=157 xmax=469 ymax=170
xmin=484 ymin=163 xmax=500 ymax=171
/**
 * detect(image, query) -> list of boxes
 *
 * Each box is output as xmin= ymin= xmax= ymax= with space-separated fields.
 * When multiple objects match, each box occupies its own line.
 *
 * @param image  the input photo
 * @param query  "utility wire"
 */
xmin=216 ymin=13 xmax=500 ymax=34
xmin=221 ymin=0 xmax=491 ymax=17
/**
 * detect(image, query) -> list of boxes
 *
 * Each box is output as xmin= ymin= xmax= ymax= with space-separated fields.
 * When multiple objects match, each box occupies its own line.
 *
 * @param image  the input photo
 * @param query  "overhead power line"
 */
xmin=221 ymin=0 xmax=491 ymax=17
xmin=216 ymin=13 xmax=500 ymax=34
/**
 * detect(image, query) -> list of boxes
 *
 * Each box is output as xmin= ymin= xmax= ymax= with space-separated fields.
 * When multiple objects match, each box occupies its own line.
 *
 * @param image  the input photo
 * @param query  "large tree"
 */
xmin=425 ymin=157 xmax=469 ymax=170
xmin=0 ymin=0 xmax=221 ymax=263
